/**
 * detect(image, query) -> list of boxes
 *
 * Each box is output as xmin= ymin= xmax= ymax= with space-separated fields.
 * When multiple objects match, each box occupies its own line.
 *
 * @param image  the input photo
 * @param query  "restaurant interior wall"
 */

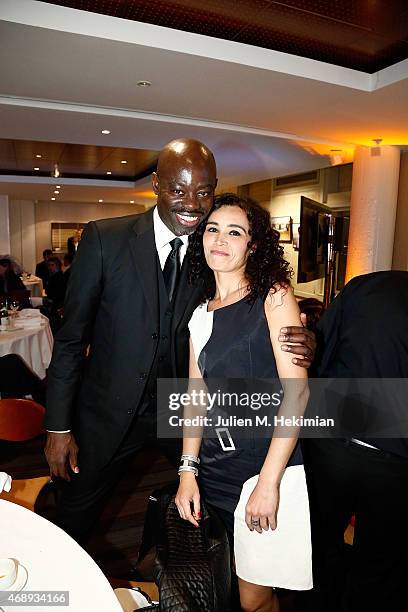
xmin=240 ymin=165 xmax=352 ymax=300
xmin=392 ymin=152 xmax=408 ymax=272
xmin=0 ymin=195 xmax=10 ymax=255
xmin=34 ymin=201 xmax=145 ymax=262
xmin=9 ymin=200 xmax=36 ymax=275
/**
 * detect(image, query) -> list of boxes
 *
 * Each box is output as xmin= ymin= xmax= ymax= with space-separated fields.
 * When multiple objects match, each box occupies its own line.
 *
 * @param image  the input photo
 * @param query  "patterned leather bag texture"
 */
xmin=143 ymin=483 xmax=231 ymax=611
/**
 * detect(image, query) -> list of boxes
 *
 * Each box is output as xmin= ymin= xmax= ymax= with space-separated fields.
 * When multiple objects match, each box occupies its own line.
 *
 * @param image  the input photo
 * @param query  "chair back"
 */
xmin=0 ymin=399 xmax=45 ymax=441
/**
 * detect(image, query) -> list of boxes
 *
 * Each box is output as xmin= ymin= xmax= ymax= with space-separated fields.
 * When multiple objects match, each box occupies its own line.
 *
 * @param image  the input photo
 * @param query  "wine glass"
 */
xmin=9 ymin=300 xmax=20 ymax=323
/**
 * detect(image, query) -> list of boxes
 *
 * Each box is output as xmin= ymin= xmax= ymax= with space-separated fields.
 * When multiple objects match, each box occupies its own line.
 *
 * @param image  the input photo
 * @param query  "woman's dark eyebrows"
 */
xmin=206 ymin=220 xmax=218 ymax=225
xmin=227 ymin=223 xmax=247 ymax=231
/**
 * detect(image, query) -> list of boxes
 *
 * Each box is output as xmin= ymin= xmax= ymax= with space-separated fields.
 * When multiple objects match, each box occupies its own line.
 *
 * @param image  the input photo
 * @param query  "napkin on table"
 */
xmin=18 ymin=309 xmax=41 ymax=319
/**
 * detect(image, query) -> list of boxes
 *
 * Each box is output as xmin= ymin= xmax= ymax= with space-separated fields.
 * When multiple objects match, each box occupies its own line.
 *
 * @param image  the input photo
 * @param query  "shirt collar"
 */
xmin=153 ymin=206 xmax=189 ymax=250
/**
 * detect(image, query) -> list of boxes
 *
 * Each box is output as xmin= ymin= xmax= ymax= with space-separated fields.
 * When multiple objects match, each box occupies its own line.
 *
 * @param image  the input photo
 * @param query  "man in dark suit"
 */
xmin=45 ymin=138 xmax=315 ymax=544
xmin=304 ymin=271 xmax=408 ymax=612
xmin=35 ymin=249 xmax=52 ymax=289
xmin=67 ymin=229 xmax=83 ymax=256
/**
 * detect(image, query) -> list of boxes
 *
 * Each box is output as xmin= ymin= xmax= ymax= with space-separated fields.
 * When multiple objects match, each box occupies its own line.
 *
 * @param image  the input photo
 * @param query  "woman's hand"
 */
xmin=245 ymin=479 xmax=280 ymax=533
xmin=175 ymin=472 xmax=201 ymax=527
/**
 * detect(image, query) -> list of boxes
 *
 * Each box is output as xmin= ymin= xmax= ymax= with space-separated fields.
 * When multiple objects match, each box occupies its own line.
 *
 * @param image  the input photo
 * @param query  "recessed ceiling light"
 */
xmin=51 ymin=197 xmax=56 ymax=201
xmin=121 ymin=160 xmax=127 ymax=164
xmin=54 ymin=190 xmax=60 ymax=194
xmin=137 ymin=80 xmax=152 ymax=87
xmin=106 ymin=171 xmax=112 ymax=175
xmin=56 ymin=185 xmax=61 ymax=188
xmin=101 ymin=129 xmax=111 ymax=135
xmin=98 ymin=199 xmax=103 ymax=203
xmin=35 ymin=154 xmax=42 ymax=158
xmin=130 ymin=200 xmax=135 ymax=204
xmin=34 ymin=167 xmax=40 ymax=171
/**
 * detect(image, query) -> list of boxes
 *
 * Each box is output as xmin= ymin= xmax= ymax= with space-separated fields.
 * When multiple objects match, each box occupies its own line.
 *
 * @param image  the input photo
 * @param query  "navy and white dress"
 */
xmin=189 ymin=296 xmax=313 ymax=590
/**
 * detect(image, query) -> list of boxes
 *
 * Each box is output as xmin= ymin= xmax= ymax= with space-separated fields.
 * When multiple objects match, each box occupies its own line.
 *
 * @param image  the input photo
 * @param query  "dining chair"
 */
xmin=0 ymin=398 xmax=50 ymax=512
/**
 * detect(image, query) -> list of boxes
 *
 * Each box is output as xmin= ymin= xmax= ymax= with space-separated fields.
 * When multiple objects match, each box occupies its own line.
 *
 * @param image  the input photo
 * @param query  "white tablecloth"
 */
xmin=22 ymin=276 xmax=44 ymax=298
xmin=0 ymin=315 xmax=53 ymax=379
xmin=0 ymin=500 xmax=122 ymax=611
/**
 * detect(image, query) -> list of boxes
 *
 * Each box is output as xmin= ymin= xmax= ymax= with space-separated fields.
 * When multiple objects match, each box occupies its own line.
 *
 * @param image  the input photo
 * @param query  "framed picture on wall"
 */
xmin=271 ymin=216 xmax=293 ymax=243
xmin=51 ymin=222 xmax=86 ymax=253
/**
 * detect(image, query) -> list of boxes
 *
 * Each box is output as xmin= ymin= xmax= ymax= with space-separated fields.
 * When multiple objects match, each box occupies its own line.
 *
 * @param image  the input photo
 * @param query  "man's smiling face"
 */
xmin=152 ymin=140 xmax=217 ymax=236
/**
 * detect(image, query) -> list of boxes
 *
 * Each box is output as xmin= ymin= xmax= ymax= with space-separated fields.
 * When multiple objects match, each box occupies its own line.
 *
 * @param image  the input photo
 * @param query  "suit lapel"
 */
xmin=172 ymin=258 xmax=203 ymax=333
xmin=128 ymin=209 xmax=159 ymax=326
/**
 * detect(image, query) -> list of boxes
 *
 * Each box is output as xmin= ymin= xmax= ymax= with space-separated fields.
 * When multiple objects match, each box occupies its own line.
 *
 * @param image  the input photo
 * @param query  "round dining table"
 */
xmin=0 ymin=315 xmax=53 ymax=379
xmin=0 ymin=500 xmax=123 ymax=611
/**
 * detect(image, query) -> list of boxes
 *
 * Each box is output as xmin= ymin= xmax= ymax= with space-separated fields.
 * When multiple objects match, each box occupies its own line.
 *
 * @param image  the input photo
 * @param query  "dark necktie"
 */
xmin=163 ymin=237 xmax=183 ymax=302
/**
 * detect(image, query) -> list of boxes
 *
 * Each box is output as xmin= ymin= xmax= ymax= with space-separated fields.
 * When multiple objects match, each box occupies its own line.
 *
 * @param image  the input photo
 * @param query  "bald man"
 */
xmin=45 ymin=139 xmax=314 ymax=543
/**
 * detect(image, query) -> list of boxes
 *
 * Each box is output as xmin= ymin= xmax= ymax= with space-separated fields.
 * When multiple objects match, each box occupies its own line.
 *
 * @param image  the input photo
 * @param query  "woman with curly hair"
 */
xmin=175 ymin=193 xmax=312 ymax=611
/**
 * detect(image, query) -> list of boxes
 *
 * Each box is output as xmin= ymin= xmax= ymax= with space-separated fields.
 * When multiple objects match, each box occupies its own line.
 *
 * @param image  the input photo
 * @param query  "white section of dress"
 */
xmin=234 ymin=466 xmax=313 ymax=589
xmin=188 ymin=301 xmax=213 ymax=361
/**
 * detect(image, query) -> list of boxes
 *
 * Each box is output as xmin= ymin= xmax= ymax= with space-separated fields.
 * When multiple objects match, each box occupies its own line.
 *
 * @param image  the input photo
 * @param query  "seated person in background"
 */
xmin=0 ymin=354 xmax=46 ymax=406
xmin=45 ymin=257 xmax=66 ymax=309
xmin=0 ymin=258 xmax=26 ymax=295
xmin=63 ymin=253 xmax=74 ymax=286
xmin=35 ymin=249 xmax=53 ymax=289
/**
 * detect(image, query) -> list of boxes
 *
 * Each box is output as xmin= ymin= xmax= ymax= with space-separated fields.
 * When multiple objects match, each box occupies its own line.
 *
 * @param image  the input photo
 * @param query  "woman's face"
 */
xmin=203 ymin=205 xmax=251 ymax=273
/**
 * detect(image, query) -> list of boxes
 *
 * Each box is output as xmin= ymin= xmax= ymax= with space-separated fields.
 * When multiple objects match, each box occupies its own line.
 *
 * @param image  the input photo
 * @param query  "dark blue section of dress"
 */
xmin=197 ymin=296 xmax=303 ymax=515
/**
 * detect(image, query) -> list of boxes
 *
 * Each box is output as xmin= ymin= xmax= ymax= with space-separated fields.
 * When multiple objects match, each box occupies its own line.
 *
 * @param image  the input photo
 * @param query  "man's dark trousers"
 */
xmin=303 ymin=438 xmax=408 ymax=612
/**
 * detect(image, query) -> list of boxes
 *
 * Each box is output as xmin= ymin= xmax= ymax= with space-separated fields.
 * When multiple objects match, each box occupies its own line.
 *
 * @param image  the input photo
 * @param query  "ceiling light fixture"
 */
xmin=33 ymin=167 xmax=40 ymax=171
xmin=52 ymin=164 xmax=60 ymax=178
xmin=101 ymin=129 xmax=111 ymax=135
xmin=51 ymin=197 xmax=56 ymax=201
xmin=35 ymin=154 xmax=42 ymax=158
xmin=121 ymin=160 xmax=127 ymax=164
xmin=106 ymin=171 xmax=112 ymax=175
xmin=98 ymin=199 xmax=103 ymax=203
xmin=56 ymin=185 xmax=61 ymax=189
xmin=137 ymin=80 xmax=152 ymax=87
xmin=54 ymin=190 xmax=60 ymax=194
xmin=130 ymin=200 xmax=135 ymax=203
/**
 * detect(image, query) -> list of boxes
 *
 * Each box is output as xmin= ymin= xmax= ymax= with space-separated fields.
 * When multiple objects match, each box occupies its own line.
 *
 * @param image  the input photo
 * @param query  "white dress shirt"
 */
xmin=49 ymin=206 xmax=189 ymax=433
xmin=153 ymin=206 xmax=188 ymax=269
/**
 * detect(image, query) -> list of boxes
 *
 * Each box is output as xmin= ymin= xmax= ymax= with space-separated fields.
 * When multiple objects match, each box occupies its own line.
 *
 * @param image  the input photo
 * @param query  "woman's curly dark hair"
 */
xmin=187 ymin=193 xmax=292 ymax=303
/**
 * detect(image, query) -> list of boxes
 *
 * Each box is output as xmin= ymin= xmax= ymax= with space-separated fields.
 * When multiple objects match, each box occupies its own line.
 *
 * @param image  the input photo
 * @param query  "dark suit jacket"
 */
xmin=316 ymin=270 xmax=408 ymax=457
xmin=0 ymin=271 xmax=26 ymax=295
xmin=35 ymin=260 xmax=50 ymax=287
xmin=45 ymin=209 xmax=203 ymax=468
xmin=46 ymin=271 xmax=66 ymax=307
xmin=67 ymin=236 xmax=79 ymax=256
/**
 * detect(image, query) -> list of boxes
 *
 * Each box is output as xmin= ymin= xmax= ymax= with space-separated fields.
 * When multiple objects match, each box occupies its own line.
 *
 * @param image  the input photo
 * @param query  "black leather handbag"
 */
xmin=138 ymin=482 xmax=231 ymax=612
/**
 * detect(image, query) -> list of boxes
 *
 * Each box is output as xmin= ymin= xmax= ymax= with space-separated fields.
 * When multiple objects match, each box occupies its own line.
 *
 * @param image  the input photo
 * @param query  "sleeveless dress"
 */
xmin=188 ymin=296 xmax=313 ymax=590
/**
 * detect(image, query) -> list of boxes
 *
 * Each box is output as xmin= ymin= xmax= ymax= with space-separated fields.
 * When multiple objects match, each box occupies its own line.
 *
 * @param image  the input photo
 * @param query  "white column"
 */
xmin=9 ymin=200 xmax=37 ymax=273
xmin=346 ymin=145 xmax=400 ymax=281
xmin=0 ymin=195 xmax=10 ymax=254
xmin=392 ymin=152 xmax=408 ymax=271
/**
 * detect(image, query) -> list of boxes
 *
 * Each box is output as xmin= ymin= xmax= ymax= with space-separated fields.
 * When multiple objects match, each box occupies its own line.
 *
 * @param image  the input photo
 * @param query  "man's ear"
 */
xmin=151 ymin=172 xmax=159 ymax=195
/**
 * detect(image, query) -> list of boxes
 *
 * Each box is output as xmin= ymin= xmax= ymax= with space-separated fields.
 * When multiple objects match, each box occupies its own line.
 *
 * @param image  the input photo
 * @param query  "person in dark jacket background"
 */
xmin=0 ymin=258 xmax=26 ymax=296
xmin=303 ymin=271 xmax=408 ymax=612
xmin=35 ymin=248 xmax=53 ymax=289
